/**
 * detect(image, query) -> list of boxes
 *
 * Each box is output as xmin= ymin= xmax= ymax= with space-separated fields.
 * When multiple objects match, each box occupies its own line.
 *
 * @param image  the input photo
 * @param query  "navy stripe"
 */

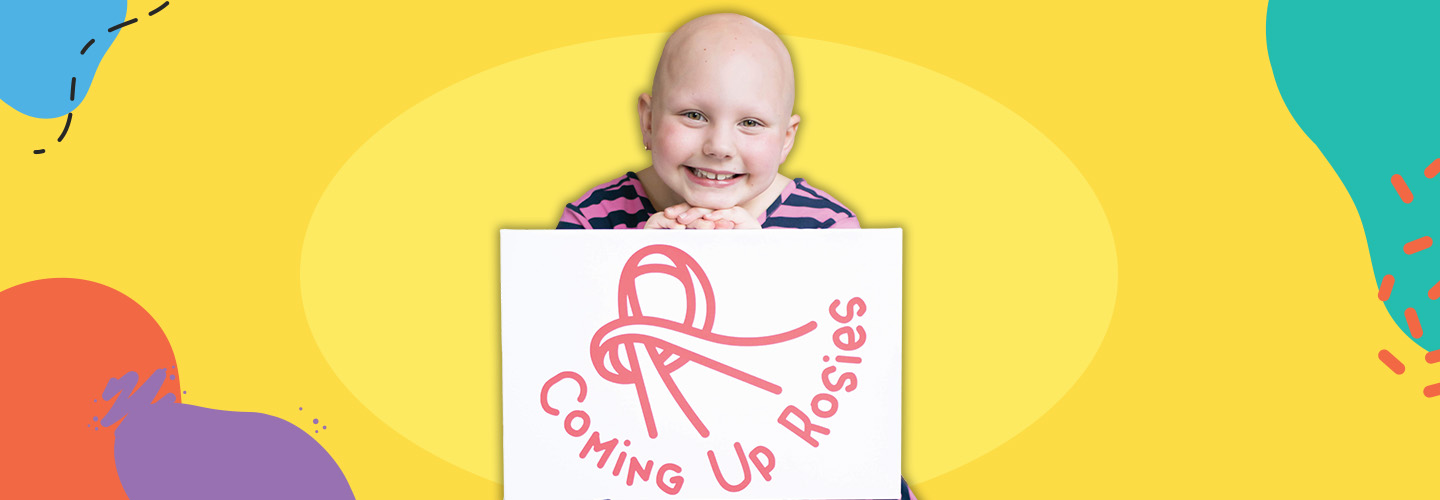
xmin=791 ymin=179 xmax=854 ymax=217
xmin=587 ymin=207 xmax=652 ymax=229
xmin=556 ymin=221 xmax=584 ymax=229
xmin=782 ymin=192 xmax=851 ymax=213
xmin=763 ymin=216 xmax=831 ymax=229
xmin=576 ymin=182 xmax=645 ymax=208
xmin=901 ymin=477 xmax=912 ymax=500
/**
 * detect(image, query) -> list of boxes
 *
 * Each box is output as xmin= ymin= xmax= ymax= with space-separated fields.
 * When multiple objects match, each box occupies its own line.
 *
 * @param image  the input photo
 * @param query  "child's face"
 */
xmin=640 ymin=20 xmax=799 ymax=211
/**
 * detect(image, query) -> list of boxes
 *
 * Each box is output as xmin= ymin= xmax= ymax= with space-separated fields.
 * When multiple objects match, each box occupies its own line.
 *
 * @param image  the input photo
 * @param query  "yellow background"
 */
xmin=1 ymin=1 xmax=1430 ymax=497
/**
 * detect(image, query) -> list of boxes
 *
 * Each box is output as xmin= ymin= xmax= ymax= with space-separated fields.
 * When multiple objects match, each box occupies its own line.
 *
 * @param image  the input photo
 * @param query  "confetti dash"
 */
xmin=1426 ymin=383 xmax=1440 ymax=398
xmin=1381 ymin=274 xmax=1395 ymax=301
xmin=1379 ymin=349 xmax=1406 ymax=374
xmin=1404 ymin=236 xmax=1432 ymax=255
xmin=1406 ymin=307 xmax=1423 ymax=338
xmin=1393 ymin=175 xmax=1414 ymax=203
xmin=1427 ymin=350 xmax=1440 ymax=364
xmin=1427 ymin=159 xmax=1440 ymax=179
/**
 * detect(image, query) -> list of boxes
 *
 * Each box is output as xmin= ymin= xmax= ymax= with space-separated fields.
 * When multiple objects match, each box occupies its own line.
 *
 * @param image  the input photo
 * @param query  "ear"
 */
xmin=639 ymin=93 xmax=654 ymax=149
xmin=779 ymin=114 xmax=801 ymax=162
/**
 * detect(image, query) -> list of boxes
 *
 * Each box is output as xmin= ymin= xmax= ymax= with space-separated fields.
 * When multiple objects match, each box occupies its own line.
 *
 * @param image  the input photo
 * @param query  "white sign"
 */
xmin=501 ymin=230 xmax=901 ymax=500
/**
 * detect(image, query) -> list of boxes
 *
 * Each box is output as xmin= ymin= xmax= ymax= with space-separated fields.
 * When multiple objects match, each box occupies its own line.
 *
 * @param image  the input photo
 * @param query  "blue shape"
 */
xmin=1269 ymin=3 xmax=1440 ymax=349
xmin=0 ymin=0 xmax=128 ymax=118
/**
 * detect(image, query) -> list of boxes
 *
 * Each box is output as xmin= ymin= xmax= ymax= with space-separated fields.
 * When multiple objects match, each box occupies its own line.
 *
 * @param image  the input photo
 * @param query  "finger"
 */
xmin=687 ymin=218 xmax=716 ymax=229
xmin=678 ymin=207 xmax=713 ymax=225
xmin=664 ymin=203 xmax=691 ymax=218
xmin=715 ymin=220 xmax=735 ymax=230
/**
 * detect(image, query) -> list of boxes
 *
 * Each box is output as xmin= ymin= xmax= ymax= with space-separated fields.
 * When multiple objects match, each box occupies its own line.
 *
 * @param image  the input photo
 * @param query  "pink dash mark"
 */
xmin=1407 ymin=308 xmax=1424 ymax=339
xmin=1404 ymin=236 xmax=1433 ymax=255
xmin=1426 ymin=384 xmax=1440 ymax=398
xmin=1379 ymin=350 xmax=1406 ymax=374
xmin=1426 ymin=159 xmax=1440 ymax=179
xmin=1427 ymin=350 xmax=1440 ymax=364
xmin=1380 ymin=274 xmax=1395 ymax=301
xmin=1393 ymin=175 xmax=1415 ymax=203
xmin=591 ymin=244 xmax=816 ymax=439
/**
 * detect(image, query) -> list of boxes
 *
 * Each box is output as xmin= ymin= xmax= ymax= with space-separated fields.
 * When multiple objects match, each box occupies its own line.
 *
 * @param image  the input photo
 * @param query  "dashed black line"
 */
xmin=108 ymin=18 xmax=137 ymax=32
xmin=58 ymin=113 xmax=73 ymax=142
xmin=32 ymin=2 xmax=170 ymax=155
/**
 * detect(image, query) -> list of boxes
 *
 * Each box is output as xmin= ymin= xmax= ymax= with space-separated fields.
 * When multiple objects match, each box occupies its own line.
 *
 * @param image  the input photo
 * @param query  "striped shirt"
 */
xmin=557 ymin=172 xmax=859 ymax=229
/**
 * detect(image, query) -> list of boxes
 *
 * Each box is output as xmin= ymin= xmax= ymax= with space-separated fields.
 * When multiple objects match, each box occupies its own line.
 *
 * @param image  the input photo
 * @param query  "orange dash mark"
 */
xmin=1430 ymin=280 xmax=1440 ymax=300
xmin=1427 ymin=350 xmax=1440 ymax=364
xmin=1425 ymin=383 xmax=1440 ymax=398
xmin=1380 ymin=274 xmax=1395 ymax=301
xmin=1379 ymin=349 xmax=1406 ymax=374
xmin=1404 ymin=236 xmax=1433 ymax=255
xmin=1406 ymin=307 xmax=1423 ymax=338
xmin=1426 ymin=159 xmax=1440 ymax=179
xmin=1393 ymin=175 xmax=1415 ymax=203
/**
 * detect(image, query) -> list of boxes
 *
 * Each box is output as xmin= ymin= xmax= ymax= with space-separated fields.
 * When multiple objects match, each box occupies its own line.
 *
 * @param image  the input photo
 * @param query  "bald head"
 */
xmin=652 ymin=14 xmax=796 ymax=114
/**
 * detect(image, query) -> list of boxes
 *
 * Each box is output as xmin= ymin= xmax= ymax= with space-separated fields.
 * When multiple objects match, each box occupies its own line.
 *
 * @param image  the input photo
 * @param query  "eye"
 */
xmin=740 ymin=118 xmax=764 ymax=128
xmin=682 ymin=111 xmax=706 ymax=122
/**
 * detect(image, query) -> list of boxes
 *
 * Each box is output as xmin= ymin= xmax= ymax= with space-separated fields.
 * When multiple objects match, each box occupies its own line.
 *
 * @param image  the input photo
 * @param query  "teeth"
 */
xmin=691 ymin=167 xmax=736 ymax=181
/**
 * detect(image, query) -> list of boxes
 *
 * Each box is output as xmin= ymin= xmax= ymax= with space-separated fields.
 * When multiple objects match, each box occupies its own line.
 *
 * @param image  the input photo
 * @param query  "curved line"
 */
xmin=58 ymin=113 xmax=73 ymax=142
xmin=149 ymin=1 xmax=170 ymax=15
xmin=81 ymin=39 xmax=95 ymax=55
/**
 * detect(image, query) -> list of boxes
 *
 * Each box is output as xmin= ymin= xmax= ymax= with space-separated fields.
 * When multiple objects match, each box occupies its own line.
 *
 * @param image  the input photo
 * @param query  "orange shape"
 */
xmin=1404 ymin=236 xmax=1432 ymax=255
xmin=0 ymin=278 xmax=181 ymax=499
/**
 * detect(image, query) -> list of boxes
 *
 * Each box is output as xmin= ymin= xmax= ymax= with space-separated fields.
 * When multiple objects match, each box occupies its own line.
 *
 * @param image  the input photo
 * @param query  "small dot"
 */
xmin=314 ymin=430 xmax=319 ymax=434
xmin=313 ymin=418 xmax=319 ymax=424
xmin=92 ymin=416 xmax=97 ymax=421
xmin=299 ymin=407 xmax=303 ymax=411
xmin=624 ymin=440 xmax=631 ymax=446
xmin=169 ymin=374 xmax=176 ymax=380
xmin=322 ymin=426 xmax=327 ymax=430
xmin=823 ymin=356 xmax=830 ymax=362
xmin=182 ymin=391 xmax=187 ymax=394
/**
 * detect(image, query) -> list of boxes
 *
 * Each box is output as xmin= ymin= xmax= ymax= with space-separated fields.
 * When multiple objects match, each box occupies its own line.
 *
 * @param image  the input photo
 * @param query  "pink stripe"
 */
xmin=576 ymin=198 xmax=648 ymax=220
xmin=768 ymin=204 xmax=853 ymax=221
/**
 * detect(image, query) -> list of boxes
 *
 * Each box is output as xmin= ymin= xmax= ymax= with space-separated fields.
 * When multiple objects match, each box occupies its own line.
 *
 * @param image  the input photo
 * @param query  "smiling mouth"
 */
xmin=686 ymin=166 xmax=743 ymax=181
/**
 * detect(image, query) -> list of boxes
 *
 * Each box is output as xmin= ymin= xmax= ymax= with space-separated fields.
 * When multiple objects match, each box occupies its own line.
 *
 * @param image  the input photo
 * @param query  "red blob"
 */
xmin=0 ymin=278 xmax=181 ymax=499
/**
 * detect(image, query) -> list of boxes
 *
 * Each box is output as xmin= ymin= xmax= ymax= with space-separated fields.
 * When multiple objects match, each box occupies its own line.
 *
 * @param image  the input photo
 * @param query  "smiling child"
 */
xmin=557 ymin=13 xmax=859 ymax=230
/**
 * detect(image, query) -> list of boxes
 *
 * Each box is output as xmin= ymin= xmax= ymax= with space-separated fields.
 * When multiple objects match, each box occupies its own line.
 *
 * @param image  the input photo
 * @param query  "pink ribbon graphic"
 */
xmin=590 ymin=245 xmax=816 ymax=439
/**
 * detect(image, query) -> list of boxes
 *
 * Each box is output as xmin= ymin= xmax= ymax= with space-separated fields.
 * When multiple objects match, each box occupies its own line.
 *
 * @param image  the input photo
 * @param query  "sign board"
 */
xmin=501 ymin=230 xmax=901 ymax=499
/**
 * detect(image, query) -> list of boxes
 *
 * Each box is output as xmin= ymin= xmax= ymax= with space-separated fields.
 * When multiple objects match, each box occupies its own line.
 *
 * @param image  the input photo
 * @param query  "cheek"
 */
xmin=655 ymin=127 xmax=699 ymax=162
xmin=739 ymin=135 xmax=786 ymax=174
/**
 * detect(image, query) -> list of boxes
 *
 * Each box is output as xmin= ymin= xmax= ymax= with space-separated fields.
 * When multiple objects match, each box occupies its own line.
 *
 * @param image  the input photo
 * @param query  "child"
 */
xmin=557 ymin=13 xmax=859 ymax=231
xmin=557 ymin=13 xmax=915 ymax=500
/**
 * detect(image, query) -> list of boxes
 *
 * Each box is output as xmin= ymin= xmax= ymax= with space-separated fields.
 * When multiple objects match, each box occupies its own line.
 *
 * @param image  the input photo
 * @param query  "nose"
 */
xmin=702 ymin=126 xmax=735 ymax=160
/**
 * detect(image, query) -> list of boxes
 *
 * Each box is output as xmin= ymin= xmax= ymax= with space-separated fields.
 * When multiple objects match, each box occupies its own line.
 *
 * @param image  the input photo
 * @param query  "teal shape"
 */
xmin=1269 ymin=2 xmax=1440 ymax=349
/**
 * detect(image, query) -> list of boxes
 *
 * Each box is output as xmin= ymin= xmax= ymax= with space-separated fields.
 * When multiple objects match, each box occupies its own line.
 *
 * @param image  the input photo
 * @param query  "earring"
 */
xmin=644 ymin=144 xmax=651 ymax=151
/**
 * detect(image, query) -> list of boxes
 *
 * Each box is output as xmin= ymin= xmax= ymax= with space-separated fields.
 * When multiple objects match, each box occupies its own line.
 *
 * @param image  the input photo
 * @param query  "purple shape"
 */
xmin=114 ymin=403 xmax=355 ymax=500
xmin=312 ymin=419 xmax=319 ymax=424
xmin=322 ymin=426 xmax=326 ymax=430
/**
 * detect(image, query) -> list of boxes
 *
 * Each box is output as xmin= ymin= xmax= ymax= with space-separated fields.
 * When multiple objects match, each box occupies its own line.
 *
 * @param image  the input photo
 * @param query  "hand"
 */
xmin=661 ymin=203 xmax=721 ymax=229
xmin=701 ymin=206 xmax=761 ymax=229
xmin=643 ymin=210 xmax=687 ymax=229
